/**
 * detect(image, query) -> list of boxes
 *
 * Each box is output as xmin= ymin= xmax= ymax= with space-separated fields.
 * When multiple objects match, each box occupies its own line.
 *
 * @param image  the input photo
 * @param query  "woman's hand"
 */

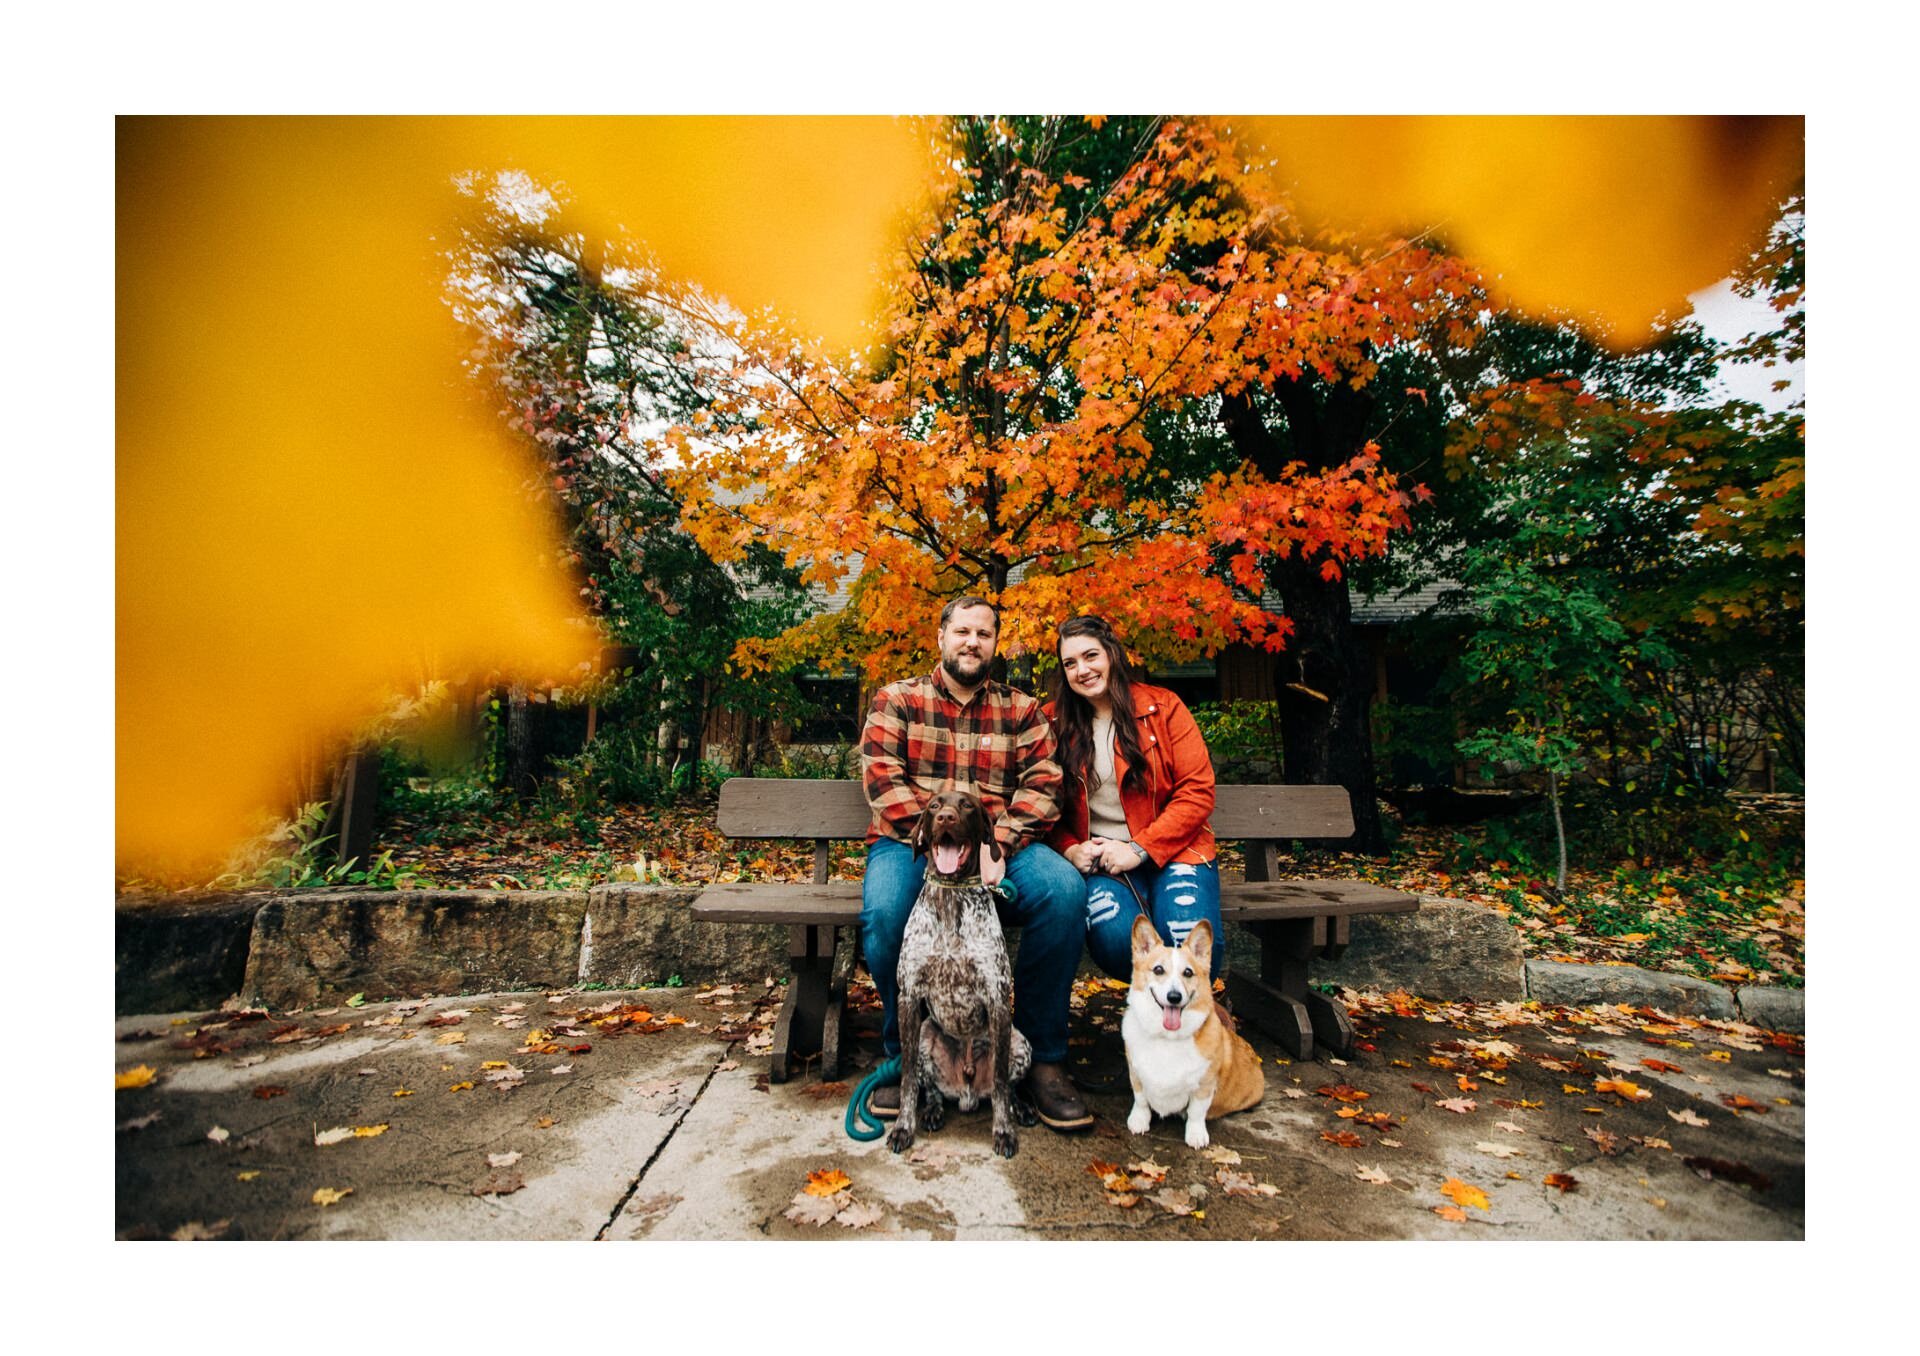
xmin=1094 ymin=840 xmax=1147 ymax=874
xmin=1064 ymin=839 xmax=1104 ymax=874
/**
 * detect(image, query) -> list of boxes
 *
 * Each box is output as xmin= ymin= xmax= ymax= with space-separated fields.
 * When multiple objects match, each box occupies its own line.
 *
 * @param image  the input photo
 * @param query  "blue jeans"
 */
xmin=1084 ymin=858 xmax=1223 ymax=981
xmin=861 ymin=837 xmax=1086 ymax=1065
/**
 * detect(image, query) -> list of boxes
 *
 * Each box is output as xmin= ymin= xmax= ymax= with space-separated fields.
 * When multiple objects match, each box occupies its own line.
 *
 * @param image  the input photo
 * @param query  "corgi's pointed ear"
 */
xmin=1184 ymin=919 xmax=1213 ymax=966
xmin=1131 ymin=913 xmax=1160 ymax=956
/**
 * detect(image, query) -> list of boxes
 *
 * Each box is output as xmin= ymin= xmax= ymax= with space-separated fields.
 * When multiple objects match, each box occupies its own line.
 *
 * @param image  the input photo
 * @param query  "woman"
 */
xmin=1044 ymin=615 xmax=1223 ymax=980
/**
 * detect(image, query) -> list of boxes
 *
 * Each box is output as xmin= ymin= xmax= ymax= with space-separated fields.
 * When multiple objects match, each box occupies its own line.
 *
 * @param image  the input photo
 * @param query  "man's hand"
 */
xmin=980 ymin=840 xmax=1008 ymax=886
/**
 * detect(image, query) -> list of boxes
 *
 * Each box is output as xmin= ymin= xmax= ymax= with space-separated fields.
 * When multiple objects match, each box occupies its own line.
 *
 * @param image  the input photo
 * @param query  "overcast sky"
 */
xmin=1687 ymin=279 xmax=1804 ymax=412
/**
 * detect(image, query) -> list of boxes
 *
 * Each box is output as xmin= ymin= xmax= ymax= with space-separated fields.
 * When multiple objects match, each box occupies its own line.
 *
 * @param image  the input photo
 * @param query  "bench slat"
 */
xmin=716 ymin=778 xmax=1356 ymax=843
xmin=692 ymin=882 xmax=862 ymax=925
xmin=716 ymin=779 xmax=872 ymax=839
xmin=690 ymin=878 xmax=1415 ymax=925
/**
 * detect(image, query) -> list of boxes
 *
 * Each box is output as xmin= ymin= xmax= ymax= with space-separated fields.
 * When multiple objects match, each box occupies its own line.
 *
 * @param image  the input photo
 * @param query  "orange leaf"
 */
xmin=1321 ymin=1130 xmax=1366 ymax=1148
xmin=1433 ymin=1205 xmax=1468 ymax=1223
xmin=1544 ymin=1173 xmax=1579 ymax=1193
xmin=116 ymin=1065 xmax=157 ymax=1090
xmin=1594 ymin=1079 xmax=1652 ymax=1101
xmin=1315 ymin=1083 xmax=1370 ymax=1103
xmin=1440 ymin=1178 xmax=1491 ymax=1211
xmin=802 ymin=1169 xmax=852 ymax=1198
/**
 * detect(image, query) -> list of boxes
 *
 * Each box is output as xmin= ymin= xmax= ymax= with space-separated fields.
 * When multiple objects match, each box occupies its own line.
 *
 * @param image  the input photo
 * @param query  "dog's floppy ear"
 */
xmin=911 ymin=801 xmax=935 ymax=858
xmin=1131 ymin=913 xmax=1160 ymax=956
xmin=985 ymin=830 xmax=1002 ymax=862
xmin=1183 ymin=919 xmax=1213 ymax=969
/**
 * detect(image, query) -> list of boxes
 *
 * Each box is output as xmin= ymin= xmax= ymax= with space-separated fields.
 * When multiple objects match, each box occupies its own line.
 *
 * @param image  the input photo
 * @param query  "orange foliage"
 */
xmin=673 ymin=119 xmax=1478 ymax=680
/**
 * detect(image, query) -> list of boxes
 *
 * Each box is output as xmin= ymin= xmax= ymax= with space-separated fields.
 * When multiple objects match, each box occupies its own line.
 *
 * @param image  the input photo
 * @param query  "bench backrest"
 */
xmin=715 ymin=778 xmax=1354 ymax=842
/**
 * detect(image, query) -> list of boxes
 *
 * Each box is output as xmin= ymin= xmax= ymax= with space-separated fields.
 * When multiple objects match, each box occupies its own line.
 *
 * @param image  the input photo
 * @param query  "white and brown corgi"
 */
xmin=1121 ymin=914 xmax=1264 ymax=1149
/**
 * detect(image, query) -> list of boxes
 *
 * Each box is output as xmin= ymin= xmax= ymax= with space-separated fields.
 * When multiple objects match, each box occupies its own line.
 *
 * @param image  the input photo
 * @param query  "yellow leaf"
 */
xmin=1440 ymin=1178 xmax=1491 ymax=1211
xmin=1707 ymin=1051 xmax=1732 ymax=1063
xmin=353 ymin=1124 xmax=389 ymax=1138
xmin=435 ymin=1031 xmax=467 ymax=1045
xmin=236 ymin=1171 xmax=260 ymax=1182
xmin=311 ymin=1187 xmax=353 ymax=1207
xmin=392 ymin=1088 xmax=414 ymax=1098
xmin=449 ymin=1081 xmax=475 ymax=1092
xmin=481 ymin=1061 xmax=511 ymax=1070
xmin=116 ymin=1065 xmax=158 ymax=1090
xmin=803 ymin=1169 xmax=853 ymax=1198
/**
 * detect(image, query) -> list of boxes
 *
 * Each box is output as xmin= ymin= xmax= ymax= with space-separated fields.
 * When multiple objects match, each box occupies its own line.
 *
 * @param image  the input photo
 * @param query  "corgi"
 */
xmin=1121 ymin=915 xmax=1264 ymax=1149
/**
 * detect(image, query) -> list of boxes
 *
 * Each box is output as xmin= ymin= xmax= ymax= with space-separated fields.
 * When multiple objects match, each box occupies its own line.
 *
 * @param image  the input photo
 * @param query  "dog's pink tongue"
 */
xmin=1162 ymin=1002 xmax=1183 ymax=1031
xmin=933 ymin=843 xmax=964 ymax=876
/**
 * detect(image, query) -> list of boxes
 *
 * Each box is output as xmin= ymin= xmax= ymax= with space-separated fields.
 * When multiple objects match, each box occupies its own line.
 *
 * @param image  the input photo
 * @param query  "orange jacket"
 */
xmin=1044 ymin=683 xmax=1216 ymax=866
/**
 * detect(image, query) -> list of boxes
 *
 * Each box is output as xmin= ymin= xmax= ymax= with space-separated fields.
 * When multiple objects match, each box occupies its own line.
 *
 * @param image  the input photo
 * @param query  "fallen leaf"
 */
xmin=716 ymin=1060 xmax=740 ymax=1072
xmin=803 ymin=1169 xmax=853 ymax=1198
xmin=835 ymin=1199 xmax=885 ymax=1228
xmin=1720 ymin=1094 xmax=1770 ymax=1114
xmin=354 ymin=1124 xmax=388 ymax=1138
xmin=1440 ymin=1178 xmax=1491 ymax=1211
xmin=1495 ymin=1121 xmax=1526 ymax=1135
xmin=1455 ymin=1075 xmax=1480 ymax=1092
xmin=1668 ymin=1108 xmax=1710 ymax=1127
xmin=1152 ymin=1187 xmax=1197 ymax=1216
xmin=1633 ymin=1136 xmax=1673 ymax=1151
xmin=1584 ymin=1126 xmax=1623 ymax=1155
xmin=1474 ymin=1141 xmax=1523 ymax=1159
xmin=235 ymin=1170 xmax=260 ymax=1181
xmin=392 ymin=1088 xmax=414 ymax=1098
xmin=119 ymin=1112 xmax=163 ymax=1132
xmin=488 ymin=1151 xmax=522 ymax=1168
xmin=783 ymin=1191 xmax=842 ymax=1226
xmin=1127 ymin=1158 xmax=1171 ymax=1183
xmin=206 ymin=1126 xmax=230 ymax=1144
xmin=1543 ymin=1173 xmax=1579 ymax=1193
xmin=450 ymin=1080 xmax=474 ymax=1092
xmin=1434 ymin=1097 xmax=1478 ymax=1114
xmin=116 ymin=1065 xmax=157 ymax=1090
xmin=1595 ymin=1079 xmax=1652 ymax=1101
xmin=251 ymin=1085 xmax=288 ymax=1100
xmin=434 ymin=1031 xmax=467 ymax=1046
xmin=314 ymin=1127 xmax=354 ymax=1146
xmin=481 ymin=1060 xmax=511 ymax=1070
xmin=1106 ymin=1191 xmax=1141 ymax=1208
xmin=311 ymin=1187 xmax=353 ymax=1207
xmin=1216 ymin=1169 xmax=1261 ymax=1197
xmin=1354 ymin=1165 xmax=1392 ymax=1185
xmin=1321 ymin=1130 xmax=1367 ymax=1148
xmin=1683 ymin=1156 xmax=1772 ymax=1190
xmin=1707 ymin=1050 xmax=1733 ymax=1063
xmin=1433 ymin=1205 xmax=1468 ymax=1222
xmin=1316 ymin=1084 xmax=1369 ymax=1103
xmin=170 ymin=1219 xmax=231 ymax=1240
xmin=1201 ymin=1146 xmax=1242 ymax=1165
xmin=1642 ymin=1058 xmax=1685 ymax=1074
xmin=535 ymin=1116 xmax=556 ymax=1130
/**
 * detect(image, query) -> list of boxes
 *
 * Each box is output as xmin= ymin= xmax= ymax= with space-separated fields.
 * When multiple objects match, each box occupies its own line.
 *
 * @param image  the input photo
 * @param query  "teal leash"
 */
xmin=845 ymin=1056 xmax=903 ymax=1141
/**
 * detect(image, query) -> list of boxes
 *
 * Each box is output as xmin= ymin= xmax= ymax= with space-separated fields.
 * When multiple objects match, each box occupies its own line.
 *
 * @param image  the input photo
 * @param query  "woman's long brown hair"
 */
xmin=1052 ymin=616 xmax=1149 ymax=798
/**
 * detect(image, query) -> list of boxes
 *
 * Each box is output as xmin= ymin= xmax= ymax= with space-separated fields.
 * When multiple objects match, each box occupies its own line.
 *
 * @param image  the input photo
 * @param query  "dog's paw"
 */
xmin=994 ymin=1127 xmax=1019 ymax=1159
xmin=923 ymin=1100 xmax=946 ymax=1132
xmin=1127 ymin=1107 xmax=1152 ymax=1135
xmin=1012 ymin=1089 xmax=1039 ymax=1127
xmin=1183 ymin=1123 xmax=1210 ymax=1150
xmin=886 ymin=1124 xmax=916 ymax=1155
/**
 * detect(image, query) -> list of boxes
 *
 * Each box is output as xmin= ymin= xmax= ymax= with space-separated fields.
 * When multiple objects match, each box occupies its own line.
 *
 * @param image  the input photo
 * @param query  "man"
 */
xmin=860 ymin=595 xmax=1093 ymax=1130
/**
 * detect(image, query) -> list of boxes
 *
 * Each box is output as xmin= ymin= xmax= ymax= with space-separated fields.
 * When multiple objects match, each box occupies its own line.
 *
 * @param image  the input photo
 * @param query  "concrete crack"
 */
xmin=593 ymin=1056 xmax=725 ymax=1240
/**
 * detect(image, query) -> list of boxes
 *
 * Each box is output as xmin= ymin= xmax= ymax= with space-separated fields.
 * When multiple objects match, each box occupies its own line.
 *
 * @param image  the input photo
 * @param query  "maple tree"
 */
xmin=671 ymin=117 xmax=1474 ymax=745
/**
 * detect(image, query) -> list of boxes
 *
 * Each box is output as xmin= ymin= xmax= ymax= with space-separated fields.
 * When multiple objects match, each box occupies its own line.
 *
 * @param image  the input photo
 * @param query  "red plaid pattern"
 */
xmin=862 ymin=666 xmax=1063 ymax=854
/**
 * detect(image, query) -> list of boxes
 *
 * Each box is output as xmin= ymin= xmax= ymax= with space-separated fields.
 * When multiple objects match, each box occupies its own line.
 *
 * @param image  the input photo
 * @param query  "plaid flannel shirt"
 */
xmin=861 ymin=666 xmax=1063 ymax=856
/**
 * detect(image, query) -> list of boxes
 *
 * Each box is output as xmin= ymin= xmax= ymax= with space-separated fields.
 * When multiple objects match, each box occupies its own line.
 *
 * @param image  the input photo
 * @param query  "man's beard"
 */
xmin=941 ymin=651 xmax=991 ymax=686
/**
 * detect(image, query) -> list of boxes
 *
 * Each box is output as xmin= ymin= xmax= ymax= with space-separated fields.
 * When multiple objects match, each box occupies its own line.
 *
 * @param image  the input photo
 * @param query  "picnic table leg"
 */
xmin=770 ymin=923 xmax=835 ymax=1084
xmin=1299 ymin=914 xmax=1357 ymax=1059
xmin=1226 ymin=919 xmax=1316 ymax=1061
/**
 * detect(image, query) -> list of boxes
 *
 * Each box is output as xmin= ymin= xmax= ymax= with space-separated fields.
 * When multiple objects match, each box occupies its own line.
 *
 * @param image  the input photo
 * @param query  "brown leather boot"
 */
xmin=868 ymin=1080 xmax=900 ymax=1119
xmin=1022 ymin=1061 xmax=1093 ymax=1131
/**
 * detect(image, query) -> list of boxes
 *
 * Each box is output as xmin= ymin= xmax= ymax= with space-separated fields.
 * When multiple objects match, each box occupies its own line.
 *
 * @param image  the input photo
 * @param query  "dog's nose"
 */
xmin=1166 ymin=989 xmax=1183 ymax=1005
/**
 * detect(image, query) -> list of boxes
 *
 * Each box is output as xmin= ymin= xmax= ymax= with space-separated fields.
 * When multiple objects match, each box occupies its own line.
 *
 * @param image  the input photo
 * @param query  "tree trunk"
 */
xmin=1548 ymin=770 xmax=1568 ymax=891
xmin=1219 ymin=386 xmax=1387 ymax=852
xmin=505 ymin=683 xmax=536 ymax=799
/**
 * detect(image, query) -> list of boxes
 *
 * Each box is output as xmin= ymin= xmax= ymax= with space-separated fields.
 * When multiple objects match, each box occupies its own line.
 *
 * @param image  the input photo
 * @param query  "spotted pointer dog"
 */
xmin=887 ymin=787 xmax=1037 ymax=1159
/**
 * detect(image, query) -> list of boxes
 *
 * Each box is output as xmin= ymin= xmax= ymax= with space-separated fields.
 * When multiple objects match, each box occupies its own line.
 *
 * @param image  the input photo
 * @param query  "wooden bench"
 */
xmin=691 ymin=778 xmax=1418 ymax=1081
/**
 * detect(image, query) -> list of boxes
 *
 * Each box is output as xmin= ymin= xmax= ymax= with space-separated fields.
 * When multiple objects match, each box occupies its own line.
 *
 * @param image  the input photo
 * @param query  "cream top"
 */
xmin=1087 ymin=714 xmax=1130 ymax=841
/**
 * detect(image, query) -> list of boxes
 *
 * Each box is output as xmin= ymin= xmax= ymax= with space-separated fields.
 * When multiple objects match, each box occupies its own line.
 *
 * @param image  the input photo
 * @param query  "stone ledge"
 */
xmin=583 ymin=885 xmax=789 ymax=988
xmin=1736 ymin=984 xmax=1805 ymax=1032
xmin=1524 ymin=958 xmax=1737 ymax=1019
xmin=116 ymin=891 xmax=265 ymax=1015
xmin=1236 ymin=894 xmax=1528 ymax=1001
xmin=242 ymin=889 xmax=589 ymax=1010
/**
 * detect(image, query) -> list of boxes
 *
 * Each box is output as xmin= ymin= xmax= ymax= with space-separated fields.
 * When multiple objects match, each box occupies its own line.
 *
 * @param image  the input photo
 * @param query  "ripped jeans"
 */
xmin=1083 ymin=858 xmax=1223 ymax=981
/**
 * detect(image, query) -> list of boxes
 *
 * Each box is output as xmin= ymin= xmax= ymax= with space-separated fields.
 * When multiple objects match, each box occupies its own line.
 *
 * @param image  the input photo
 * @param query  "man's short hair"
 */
xmin=938 ymin=595 xmax=1000 ymax=631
